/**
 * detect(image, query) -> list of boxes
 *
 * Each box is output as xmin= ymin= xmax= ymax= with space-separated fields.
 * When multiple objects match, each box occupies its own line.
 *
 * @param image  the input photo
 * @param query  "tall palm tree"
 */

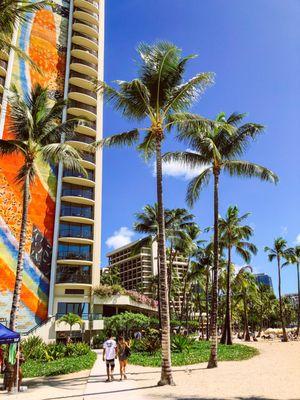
xmin=0 ymin=84 xmax=86 ymax=331
xmin=0 ymin=0 xmax=48 ymax=67
xmin=164 ymin=112 xmax=278 ymax=367
xmin=219 ymin=206 xmax=257 ymax=345
xmin=264 ymin=238 xmax=294 ymax=342
xmin=96 ymin=42 xmax=213 ymax=385
xmin=233 ymin=268 xmax=258 ymax=341
xmin=291 ymin=246 xmax=300 ymax=336
xmin=58 ymin=312 xmax=83 ymax=340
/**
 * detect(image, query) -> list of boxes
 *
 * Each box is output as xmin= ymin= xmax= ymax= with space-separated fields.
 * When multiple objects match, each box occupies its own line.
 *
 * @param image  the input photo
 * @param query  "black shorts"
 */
xmin=106 ymin=359 xmax=115 ymax=367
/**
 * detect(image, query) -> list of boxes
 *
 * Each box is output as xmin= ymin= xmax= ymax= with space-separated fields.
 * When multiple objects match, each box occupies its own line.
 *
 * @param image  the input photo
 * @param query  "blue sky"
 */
xmin=101 ymin=0 xmax=300 ymax=295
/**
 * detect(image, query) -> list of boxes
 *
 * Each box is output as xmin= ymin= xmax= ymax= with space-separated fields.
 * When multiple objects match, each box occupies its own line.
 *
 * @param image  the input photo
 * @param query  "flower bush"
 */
xmin=93 ymin=285 xmax=158 ymax=309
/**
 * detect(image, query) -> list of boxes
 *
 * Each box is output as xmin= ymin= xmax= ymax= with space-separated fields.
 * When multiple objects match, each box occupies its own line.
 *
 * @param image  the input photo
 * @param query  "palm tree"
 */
xmin=164 ymin=112 xmax=278 ymax=367
xmin=219 ymin=206 xmax=257 ymax=345
xmin=0 ymin=84 xmax=86 ymax=331
xmin=291 ymin=246 xmax=300 ymax=336
xmin=96 ymin=43 xmax=213 ymax=384
xmin=264 ymin=238 xmax=294 ymax=342
xmin=0 ymin=0 xmax=48 ymax=68
xmin=58 ymin=313 xmax=83 ymax=340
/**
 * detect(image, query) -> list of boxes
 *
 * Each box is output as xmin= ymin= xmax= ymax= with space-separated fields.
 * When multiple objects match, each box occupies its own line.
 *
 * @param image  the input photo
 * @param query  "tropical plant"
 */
xmin=218 ymin=206 xmax=257 ymax=345
xmin=0 ymin=0 xmax=48 ymax=68
xmin=171 ymin=335 xmax=195 ymax=353
xmin=100 ymin=265 xmax=121 ymax=286
xmin=289 ymin=246 xmax=300 ymax=336
xmin=57 ymin=313 xmax=83 ymax=339
xmin=233 ymin=268 xmax=258 ymax=341
xmin=264 ymin=238 xmax=294 ymax=341
xmin=164 ymin=111 xmax=278 ymax=367
xmin=0 ymin=84 xmax=86 ymax=330
xmin=96 ymin=41 xmax=213 ymax=385
xmin=104 ymin=312 xmax=151 ymax=337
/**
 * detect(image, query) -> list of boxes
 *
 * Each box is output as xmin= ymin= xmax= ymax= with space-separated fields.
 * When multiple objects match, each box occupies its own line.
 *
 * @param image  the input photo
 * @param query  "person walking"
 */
xmin=102 ymin=332 xmax=117 ymax=382
xmin=117 ymin=336 xmax=131 ymax=381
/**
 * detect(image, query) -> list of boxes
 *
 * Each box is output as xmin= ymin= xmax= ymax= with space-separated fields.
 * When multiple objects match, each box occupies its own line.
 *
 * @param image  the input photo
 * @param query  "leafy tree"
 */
xmin=104 ymin=312 xmax=151 ymax=337
xmin=58 ymin=313 xmax=83 ymax=339
xmin=219 ymin=206 xmax=257 ymax=345
xmin=0 ymin=84 xmax=86 ymax=330
xmin=164 ymin=112 xmax=278 ymax=367
xmin=264 ymin=238 xmax=294 ymax=342
xmin=100 ymin=266 xmax=121 ymax=286
xmin=95 ymin=38 xmax=213 ymax=385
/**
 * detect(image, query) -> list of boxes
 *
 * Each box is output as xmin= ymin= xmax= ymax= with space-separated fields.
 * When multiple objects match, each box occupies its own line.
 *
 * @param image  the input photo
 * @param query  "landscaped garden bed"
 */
xmin=130 ymin=340 xmax=259 ymax=367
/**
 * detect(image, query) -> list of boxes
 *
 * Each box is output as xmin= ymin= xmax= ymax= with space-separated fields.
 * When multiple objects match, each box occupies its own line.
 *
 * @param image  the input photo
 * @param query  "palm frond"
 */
xmin=93 ymin=129 xmax=139 ymax=149
xmin=223 ymin=160 xmax=279 ymax=184
xmin=163 ymin=151 xmax=208 ymax=168
xmin=186 ymin=167 xmax=213 ymax=207
xmin=137 ymin=130 xmax=156 ymax=160
xmin=0 ymin=139 xmax=26 ymax=155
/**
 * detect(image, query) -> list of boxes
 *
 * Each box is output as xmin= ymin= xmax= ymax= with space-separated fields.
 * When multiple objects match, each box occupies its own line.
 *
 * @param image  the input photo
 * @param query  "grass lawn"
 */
xmin=22 ymin=351 xmax=97 ymax=378
xmin=130 ymin=341 xmax=259 ymax=367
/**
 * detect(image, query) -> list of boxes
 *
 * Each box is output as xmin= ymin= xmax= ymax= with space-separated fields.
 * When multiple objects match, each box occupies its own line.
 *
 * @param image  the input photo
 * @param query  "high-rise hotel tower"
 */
xmin=0 ymin=0 xmax=104 ymax=332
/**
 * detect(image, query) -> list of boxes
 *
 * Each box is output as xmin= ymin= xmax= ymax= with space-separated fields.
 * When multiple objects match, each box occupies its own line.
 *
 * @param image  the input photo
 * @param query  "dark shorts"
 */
xmin=106 ymin=359 xmax=115 ymax=367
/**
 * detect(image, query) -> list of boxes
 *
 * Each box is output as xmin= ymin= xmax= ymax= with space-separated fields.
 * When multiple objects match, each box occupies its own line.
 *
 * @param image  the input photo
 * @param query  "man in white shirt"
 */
xmin=102 ymin=332 xmax=117 ymax=382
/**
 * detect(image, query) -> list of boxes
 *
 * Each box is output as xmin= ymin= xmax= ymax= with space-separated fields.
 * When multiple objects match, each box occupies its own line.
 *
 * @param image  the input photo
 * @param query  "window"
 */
xmin=59 ymin=222 xmax=93 ymax=239
xmin=58 ymin=243 xmax=92 ymax=260
xmin=61 ymin=202 xmax=93 ymax=219
xmin=57 ymin=302 xmax=89 ymax=316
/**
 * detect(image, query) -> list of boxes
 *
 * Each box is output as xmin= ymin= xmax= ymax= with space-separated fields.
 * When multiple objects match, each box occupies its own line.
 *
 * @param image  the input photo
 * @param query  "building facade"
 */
xmin=106 ymin=237 xmax=189 ymax=312
xmin=0 ymin=0 xmax=104 ymax=333
xmin=254 ymin=273 xmax=273 ymax=290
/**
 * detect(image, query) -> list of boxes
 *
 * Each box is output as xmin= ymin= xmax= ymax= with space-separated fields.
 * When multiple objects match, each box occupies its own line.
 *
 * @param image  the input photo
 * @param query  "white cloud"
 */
xmin=152 ymin=150 xmax=208 ymax=181
xmin=105 ymin=227 xmax=135 ymax=250
xmin=294 ymin=234 xmax=300 ymax=245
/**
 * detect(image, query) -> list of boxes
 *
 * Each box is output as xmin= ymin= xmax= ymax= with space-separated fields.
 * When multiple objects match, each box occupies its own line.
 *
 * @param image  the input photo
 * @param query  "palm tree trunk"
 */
xmin=208 ymin=170 xmax=219 ymax=368
xmin=156 ymin=137 xmax=174 ymax=386
xmin=277 ymin=256 xmax=288 ymax=342
xmin=205 ymin=270 xmax=210 ymax=340
xmin=296 ymin=263 xmax=300 ymax=337
xmin=9 ymin=173 xmax=30 ymax=331
xmin=243 ymin=293 xmax=250 ymax=341
xmin=220 ymin=246 xmax=233 ymax=345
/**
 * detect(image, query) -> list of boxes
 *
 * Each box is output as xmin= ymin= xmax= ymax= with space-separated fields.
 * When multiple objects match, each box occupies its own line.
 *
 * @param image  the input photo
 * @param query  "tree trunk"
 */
xmin=297 ymin=263 xmax=300 ymax=337
xmin=207 ymin=171 xmax=219 ymax=368
xmin=156 ymin=138 xmax=174 ymax=386
xmin=205 ymin=269 xmax=210 ymax=340
xmin=9 ymin=173 xmax=30 ymax=331
xmin=220 ymin=246 xmax=233 ymax=345
xmin=243 ymin=294 xmax=250 ymax=341
xmin=277 ymin=256 xmax=288 ymax=342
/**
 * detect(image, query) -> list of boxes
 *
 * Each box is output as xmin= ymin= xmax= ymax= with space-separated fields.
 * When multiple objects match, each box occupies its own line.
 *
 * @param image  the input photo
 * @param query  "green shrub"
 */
xmin=65 ymin=342 xmax=90 ymax=357
xmin=104 ymin=312 xmax=151 ymax=336
xmin=131 ymin=328 xmax=161 ymax=354
xmin=22 ymin=336 xmax=46 ymax=361
xmin=171 ymin=335 xmax=195 ymax=353
xmin=22 ymin=351 xmax=97 ymax=378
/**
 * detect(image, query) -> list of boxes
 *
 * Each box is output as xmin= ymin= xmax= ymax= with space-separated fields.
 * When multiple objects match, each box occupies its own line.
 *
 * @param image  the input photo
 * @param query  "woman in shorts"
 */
xmin=117 ymin=336 xmax=130 ymax=381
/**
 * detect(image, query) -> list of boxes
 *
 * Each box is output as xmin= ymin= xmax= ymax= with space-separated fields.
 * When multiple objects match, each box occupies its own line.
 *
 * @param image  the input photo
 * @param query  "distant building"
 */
xmin=254 ymin=273 xmax=273 ymax=289
xmin=105 ymin=236 xmax=188 ymax=311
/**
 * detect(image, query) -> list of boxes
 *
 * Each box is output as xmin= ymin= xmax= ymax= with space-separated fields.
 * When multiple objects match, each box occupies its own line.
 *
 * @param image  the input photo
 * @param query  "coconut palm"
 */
xmin=58 ymin=312 xmax=83 ymax=340
xmin=95 ymin=42 xmax=213 ymax=384
xmin=233 ymin=268 xmax=257 ymax=341
xmin=164 ymin=112 xmax=278 ymax=367
xmin=219 ymin=206 xmax=257 ymax=345
xmin=264 ymin=238 xmax=294 ymax=342
xmin=291 ymin=246 xmax=300 ymax=336
xmin=0 ymin=84 xmax=86 ymax=331
xmin=0 ymin=0 xmax=48 ymax=67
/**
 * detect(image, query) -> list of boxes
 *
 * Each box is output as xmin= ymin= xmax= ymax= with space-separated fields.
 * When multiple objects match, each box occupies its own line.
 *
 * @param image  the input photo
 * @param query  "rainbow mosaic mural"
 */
xmin=0 ymin=1 xmax=69 ymax=332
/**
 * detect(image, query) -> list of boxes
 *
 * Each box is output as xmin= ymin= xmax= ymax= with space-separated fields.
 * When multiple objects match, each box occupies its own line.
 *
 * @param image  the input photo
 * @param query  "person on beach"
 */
xmin=117 ymin=336 xmax=131 ymax=381
xmin=102 ymin=332 xmax=117 ymax=382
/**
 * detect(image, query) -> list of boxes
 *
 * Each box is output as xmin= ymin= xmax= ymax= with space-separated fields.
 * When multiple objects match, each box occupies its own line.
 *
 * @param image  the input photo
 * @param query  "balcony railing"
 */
xmin=57 ymin=251 xmax=92 ymax=261
xmin=63 ymin=168 xmax=95 ymax=180
xmin=56 ymin=313 xmax=102 ymax=321
xmin=59 ymin=226 xmax=93 ymax=239
xmin=62 ymin=186 xmax=94 ymax=199
xmin=61 ymin=204 xmax=94 ymax=219
xmin=56 ymin=272 xmax=91 ymax=284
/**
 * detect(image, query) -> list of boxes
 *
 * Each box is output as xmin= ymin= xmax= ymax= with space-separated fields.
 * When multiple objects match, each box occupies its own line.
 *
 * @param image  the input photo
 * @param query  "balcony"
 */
xmin=56 ymin=270 xmax=91 ymax=284
xmin=70 ymin=61 xmax=98 ymax=78
xmin=59 ymin=223 xmax=93 ymax=240
xmin=57 ymin=250 xmax=92 ymax=262
xmin=61 ymin=202 xmax=94 ymax=219
xmin=74 ymin=122 xmax=96 ymax=138
xmin=73 ymin=10 xmax=99 ymax=27
xmin=63 ymin=168 xmax=95 ymax=180
xmin=72 ymin=35 xmax=98 ymax=52
xmin=74 ymin=0 xmax=99 ymax=15
xmin=73 ymin=22 xmax=99 ymax=39
xmin=70 ymin=49 xmax=98 ymax=67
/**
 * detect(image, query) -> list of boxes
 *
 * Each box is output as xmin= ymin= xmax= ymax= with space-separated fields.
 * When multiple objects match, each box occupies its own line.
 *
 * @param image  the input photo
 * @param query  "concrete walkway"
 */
xmin=83 ymin=350 xmax=148 ymax=400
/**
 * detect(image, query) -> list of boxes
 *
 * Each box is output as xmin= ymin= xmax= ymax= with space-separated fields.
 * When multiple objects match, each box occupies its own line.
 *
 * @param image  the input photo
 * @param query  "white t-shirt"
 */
xmin=103 ymin=339 xmax=117 ymax=360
